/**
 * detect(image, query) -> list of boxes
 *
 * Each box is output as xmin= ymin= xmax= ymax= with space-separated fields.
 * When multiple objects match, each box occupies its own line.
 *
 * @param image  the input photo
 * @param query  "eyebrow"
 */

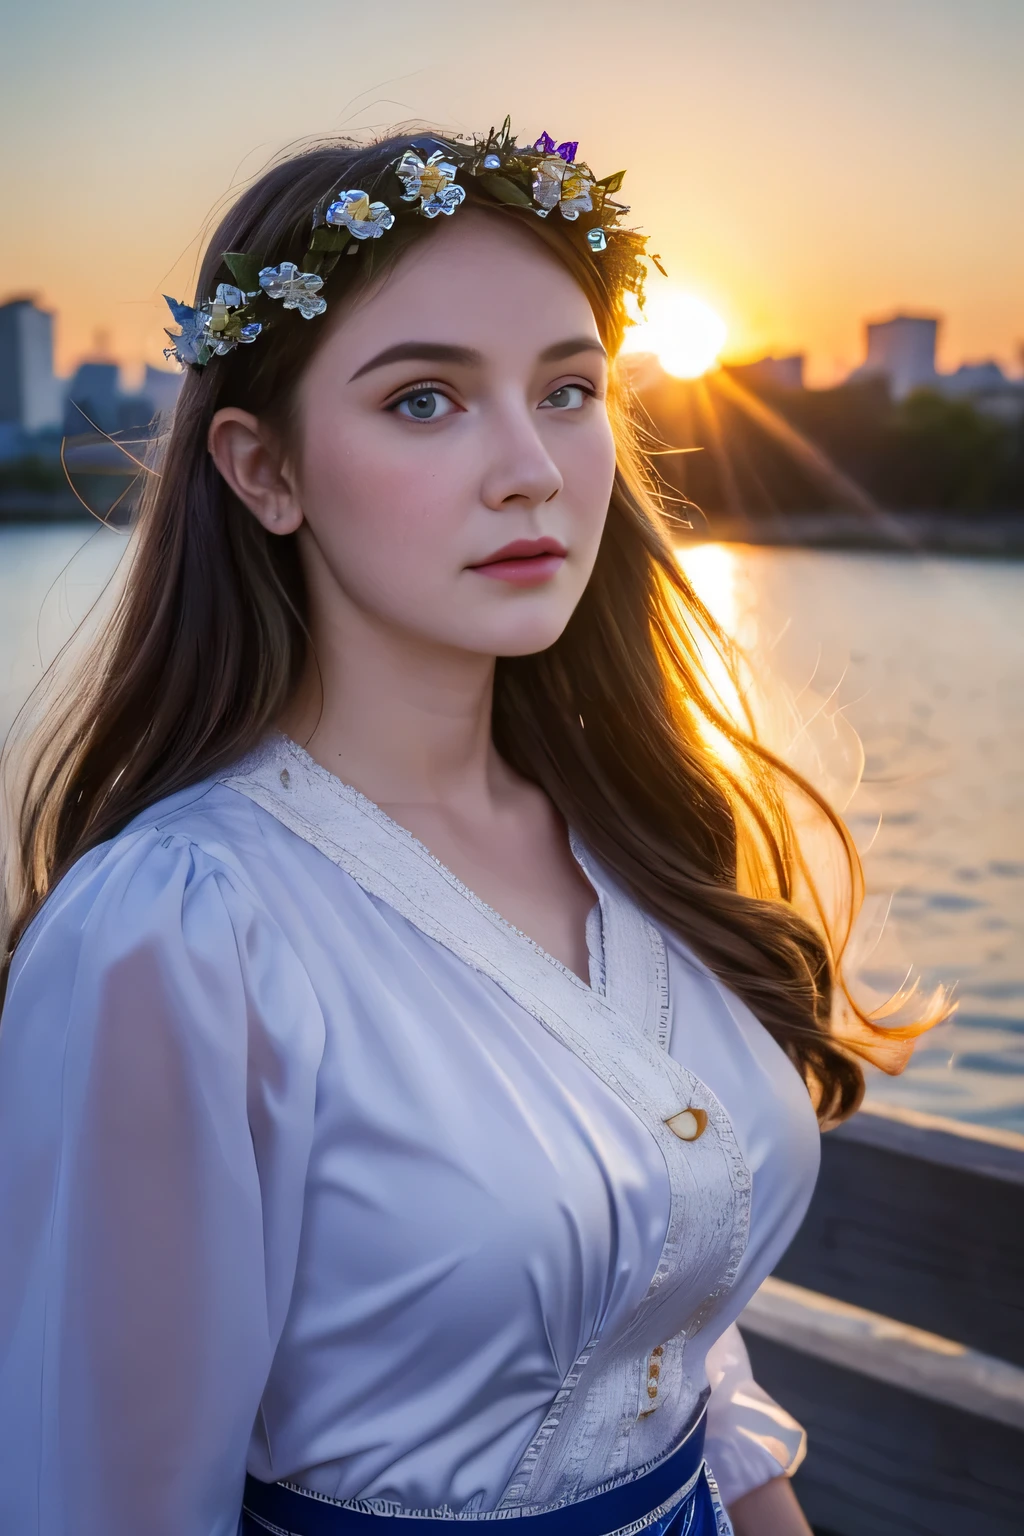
xmin=347 ymin=336 xmax=606 ymax=383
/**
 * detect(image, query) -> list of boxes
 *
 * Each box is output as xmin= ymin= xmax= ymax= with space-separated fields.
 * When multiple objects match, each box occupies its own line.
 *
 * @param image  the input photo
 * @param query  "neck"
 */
xmin=280 ymin=601 xmax=504 ymax=814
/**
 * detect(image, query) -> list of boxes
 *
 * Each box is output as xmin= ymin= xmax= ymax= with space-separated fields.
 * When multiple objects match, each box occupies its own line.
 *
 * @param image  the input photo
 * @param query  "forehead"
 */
xmin=334 ymin=210 xmax=601 ymax=363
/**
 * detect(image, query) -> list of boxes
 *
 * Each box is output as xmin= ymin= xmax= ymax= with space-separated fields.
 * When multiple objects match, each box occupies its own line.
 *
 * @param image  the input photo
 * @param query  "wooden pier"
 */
xmin=739 ymin=1102 xmax=1024 ymax=1535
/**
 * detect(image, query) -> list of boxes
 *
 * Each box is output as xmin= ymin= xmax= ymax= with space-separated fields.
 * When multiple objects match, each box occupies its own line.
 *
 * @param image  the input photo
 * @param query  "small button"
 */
xmin=665 ymin=1107 xmax=708 ymax=1142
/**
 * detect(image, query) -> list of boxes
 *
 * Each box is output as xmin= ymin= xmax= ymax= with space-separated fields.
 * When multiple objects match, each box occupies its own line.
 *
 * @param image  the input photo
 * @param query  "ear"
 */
xmin=207 ymin=407 xmax=303 ymax=535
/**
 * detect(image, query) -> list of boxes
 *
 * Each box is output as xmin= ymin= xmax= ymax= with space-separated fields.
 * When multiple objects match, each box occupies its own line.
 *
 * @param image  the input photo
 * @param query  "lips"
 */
xmin=467 ymin=536 xmax=568 ymax=587
xmin=470 ymin=537 xmax=568 ymax=566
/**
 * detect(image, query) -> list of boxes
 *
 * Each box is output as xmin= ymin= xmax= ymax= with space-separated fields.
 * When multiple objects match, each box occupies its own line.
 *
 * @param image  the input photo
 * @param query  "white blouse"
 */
xmin=0 ymin=732 xmax=818 ymax=1536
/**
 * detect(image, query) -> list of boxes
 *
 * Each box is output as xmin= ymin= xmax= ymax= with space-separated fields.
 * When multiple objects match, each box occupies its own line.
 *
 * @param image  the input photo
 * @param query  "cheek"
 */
xmin=296 ymin=411 xmax=468 ymax=596
xmin=561 ymin=412 xmax=617 ymax=537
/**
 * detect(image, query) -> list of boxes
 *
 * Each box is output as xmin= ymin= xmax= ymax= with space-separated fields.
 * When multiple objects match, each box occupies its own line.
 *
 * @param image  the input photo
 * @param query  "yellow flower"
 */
xmin=395 ymin=150 xmax=467 ymax=218
xmin=325 ymin=189 xmax=396 ymax=240
xmin=531 ymin=154 xmax=594 ymax=222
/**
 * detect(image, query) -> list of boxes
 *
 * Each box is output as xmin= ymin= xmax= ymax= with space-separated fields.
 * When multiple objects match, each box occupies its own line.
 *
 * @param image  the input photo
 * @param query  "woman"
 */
xmin=0 ymin=124 xmax=939 ymax=1536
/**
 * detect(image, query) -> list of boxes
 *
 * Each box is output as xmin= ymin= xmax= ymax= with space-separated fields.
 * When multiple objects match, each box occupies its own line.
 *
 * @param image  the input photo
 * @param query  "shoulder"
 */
xmin=8 ymin=773 xmax=309 ymax=1005
xmin=3 ymin=775 xmax=327 ymax=1105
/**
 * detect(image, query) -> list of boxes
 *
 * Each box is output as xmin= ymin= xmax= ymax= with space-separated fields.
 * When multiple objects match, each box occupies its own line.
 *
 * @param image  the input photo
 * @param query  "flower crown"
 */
xmin=164 ymin=120 xmax=661 ymax=368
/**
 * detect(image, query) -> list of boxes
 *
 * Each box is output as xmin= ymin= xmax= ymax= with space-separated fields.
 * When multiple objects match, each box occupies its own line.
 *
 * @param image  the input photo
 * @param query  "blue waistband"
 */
xmin=242 ymin=1410 xmax=709 ymax=1536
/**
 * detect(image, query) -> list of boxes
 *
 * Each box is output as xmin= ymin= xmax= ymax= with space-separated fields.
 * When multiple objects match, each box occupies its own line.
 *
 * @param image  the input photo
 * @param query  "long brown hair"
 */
xmin=0 ymin=130 xmax=947 ymax=1121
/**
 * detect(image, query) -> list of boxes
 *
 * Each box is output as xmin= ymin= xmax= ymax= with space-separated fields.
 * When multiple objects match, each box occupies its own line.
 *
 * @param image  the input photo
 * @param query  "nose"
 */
xmin=479 ymin=399 xmax=564 ymax=511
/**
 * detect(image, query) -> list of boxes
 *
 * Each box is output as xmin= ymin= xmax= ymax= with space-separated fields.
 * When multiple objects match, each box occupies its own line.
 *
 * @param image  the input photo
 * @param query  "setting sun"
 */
xmin=622 ymin=289 xmax=728 ymax=379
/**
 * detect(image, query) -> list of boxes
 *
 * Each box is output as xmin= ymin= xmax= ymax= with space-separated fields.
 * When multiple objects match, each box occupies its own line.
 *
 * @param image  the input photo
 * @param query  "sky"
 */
xmin=2 ymin=0 xmax=1021 ymax=388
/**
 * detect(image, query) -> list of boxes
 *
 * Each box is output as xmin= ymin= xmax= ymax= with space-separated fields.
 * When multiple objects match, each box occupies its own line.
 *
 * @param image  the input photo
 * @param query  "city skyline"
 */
xmin=2 ymin=0 xmax=1021 ymax=389
xmin=5 ymin=287 xmax=1021 ymax=481
xmin=4 ymin=282 xmax=1022 ymax=408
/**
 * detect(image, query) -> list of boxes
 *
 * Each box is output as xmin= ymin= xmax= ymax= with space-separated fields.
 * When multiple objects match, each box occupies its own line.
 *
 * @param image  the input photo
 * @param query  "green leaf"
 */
xmin=222 ymin=251 xmax=262 ymax=293
xmin=476 ymin=174 xmax=532 ymax=207
xmin=595 ymin=170 xmax=626 ymax=195
xmin=308 ymin=227 xmax=352 ymax=254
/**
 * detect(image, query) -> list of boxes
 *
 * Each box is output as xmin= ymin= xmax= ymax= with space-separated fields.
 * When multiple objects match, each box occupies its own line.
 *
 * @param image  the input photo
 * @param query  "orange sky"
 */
xmin=2 ymin=0 xmax=1021 ymax=388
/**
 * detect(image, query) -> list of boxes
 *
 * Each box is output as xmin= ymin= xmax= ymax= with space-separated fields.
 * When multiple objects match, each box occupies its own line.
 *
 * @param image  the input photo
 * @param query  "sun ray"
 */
xmin=712 ymin=370 xmax=915 ymax=541
xmin=622 ymin=290 xmax=728 ymax=379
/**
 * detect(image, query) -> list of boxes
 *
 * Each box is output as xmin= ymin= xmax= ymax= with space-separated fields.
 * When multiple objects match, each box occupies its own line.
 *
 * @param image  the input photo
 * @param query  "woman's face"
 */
xmin=288 ymin=209 xmax=617 ymax=658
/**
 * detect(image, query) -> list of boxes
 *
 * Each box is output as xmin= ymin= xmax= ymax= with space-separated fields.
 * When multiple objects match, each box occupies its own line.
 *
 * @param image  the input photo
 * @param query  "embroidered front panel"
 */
xmin=556 ymin=842 xmax=748 ymax=1497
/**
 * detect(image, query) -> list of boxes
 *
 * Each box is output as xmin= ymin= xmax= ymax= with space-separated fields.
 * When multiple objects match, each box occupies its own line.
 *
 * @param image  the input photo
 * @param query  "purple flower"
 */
xmin=533 ymin=131 xmax=579 ymax=164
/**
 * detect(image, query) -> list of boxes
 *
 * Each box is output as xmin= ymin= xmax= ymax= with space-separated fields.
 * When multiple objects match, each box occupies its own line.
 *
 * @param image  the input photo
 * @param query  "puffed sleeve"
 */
xmin=702 ymin=1322 xmax=807 ymax=1508
xmin=0 ymin=828 xmax=325 ymax=1536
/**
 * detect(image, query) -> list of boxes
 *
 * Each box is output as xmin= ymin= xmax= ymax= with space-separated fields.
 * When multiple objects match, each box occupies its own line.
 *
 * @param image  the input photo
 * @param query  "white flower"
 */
xmin=324 ymin=189 xmax=396 ymax=240
xmin=395 ymin=150 xmax=466 ymax=218
xmin=258 ymin=262 xmax=327 ymax=319
xmin=531 ymin=155 xmax=594 ymax=222
xmin=213 ymin=282 xmax=250 ymax=308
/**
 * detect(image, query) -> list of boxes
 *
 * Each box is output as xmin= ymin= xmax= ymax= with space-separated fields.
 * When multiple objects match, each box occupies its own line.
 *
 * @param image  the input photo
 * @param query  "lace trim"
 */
xmin=701 ymin=1466 xmax=736 ymax=1536
xmin=262 ymin=1447 xmax=706 ymax=1527
xmin=273 ymin=735 xmax=598 ymax=993
xmin=498 ymin=1334 xmax=600 ymax=1505
xmin=242 ymin=1514 xmax=292 ymax=1536
xmin=222 ymin=733 xmax=751 ymax=1511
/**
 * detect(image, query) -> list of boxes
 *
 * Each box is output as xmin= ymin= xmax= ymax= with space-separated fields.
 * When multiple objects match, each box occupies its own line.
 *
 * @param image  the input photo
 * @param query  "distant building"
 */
xmin=0 ymin=297 xmax=62 ymax=431
xmin=110 ymin=366 xmax=184 ymax=435
xmin=938 ymin=362 xmax=1024 ymax=423
xmin=939 ymin=361 xmax=1007 ymax=397
xmin=64 ymin=361 xmax=120 ymax=436
xmin=728 ymin=354 xmax=805 ymax=391
xmin=116 ymin=391 xmax=159 ymax=433
xmin=142 ymin=364 xmax=183 ymax=419
xmin=63 ymin=361 xmax=184 ymax=439
xmin=844 ymin=314 xmax=1024 ymax=418
xmin=0 ymin=422 xmax=25 ymax=461
xmin=850 ymin=314 xmax=939 ymax=399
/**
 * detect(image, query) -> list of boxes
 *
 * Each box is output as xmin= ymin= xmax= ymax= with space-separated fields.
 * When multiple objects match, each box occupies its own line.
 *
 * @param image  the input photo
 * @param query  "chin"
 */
xmin=424 ymin=600 xmax=580 ymax=659
xmin=488 ymin=617 xmax=573 ymax=658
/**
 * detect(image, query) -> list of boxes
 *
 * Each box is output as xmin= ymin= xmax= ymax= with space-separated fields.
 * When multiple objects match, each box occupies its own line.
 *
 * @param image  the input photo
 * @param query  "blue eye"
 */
xmin=393 ymin=389 xmax=454 ymax=421
xmin=542 ymin=385 xmax=589 ymax=410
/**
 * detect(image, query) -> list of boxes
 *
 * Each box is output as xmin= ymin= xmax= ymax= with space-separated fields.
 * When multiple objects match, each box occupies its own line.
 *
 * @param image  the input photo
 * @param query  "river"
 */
xmin=2 ymin=522 xmax=1022 ymax=1131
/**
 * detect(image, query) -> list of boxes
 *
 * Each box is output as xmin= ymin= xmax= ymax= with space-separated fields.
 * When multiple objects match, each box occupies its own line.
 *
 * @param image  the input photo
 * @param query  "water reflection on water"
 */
xmin=2 ymin=525 xmax=1022 ymax=1130
xmin=678 ymin=542 xmax=1024 ymax=1133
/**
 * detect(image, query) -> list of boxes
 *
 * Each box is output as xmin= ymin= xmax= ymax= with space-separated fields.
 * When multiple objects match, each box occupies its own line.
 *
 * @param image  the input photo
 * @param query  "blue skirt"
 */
xmin=240 ymin=1410 xmax=728 ymax=1536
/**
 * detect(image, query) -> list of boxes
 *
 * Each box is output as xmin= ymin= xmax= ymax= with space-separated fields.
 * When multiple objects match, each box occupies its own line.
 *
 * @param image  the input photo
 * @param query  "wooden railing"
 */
xmin=738 ymin=1102 xmax=1024 ymax=1536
